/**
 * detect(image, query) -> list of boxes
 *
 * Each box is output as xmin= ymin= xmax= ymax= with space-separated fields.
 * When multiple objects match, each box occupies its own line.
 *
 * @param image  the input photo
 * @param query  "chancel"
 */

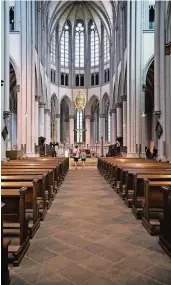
xmin=1 ymin=1 xmax=171 ymax=284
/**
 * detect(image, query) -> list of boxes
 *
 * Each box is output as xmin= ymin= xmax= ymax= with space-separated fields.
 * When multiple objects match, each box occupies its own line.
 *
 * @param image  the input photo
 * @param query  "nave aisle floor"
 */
xmin=10 ymin=169 xmax=171 ymax=285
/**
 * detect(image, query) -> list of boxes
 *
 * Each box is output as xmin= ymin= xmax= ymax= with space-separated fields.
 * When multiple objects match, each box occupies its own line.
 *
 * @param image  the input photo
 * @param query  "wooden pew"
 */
xmin=1 ymin=188 xmax=30 ymax=266
xmin=1 ymin=175 xmax=47 ymax=221
xmin=115 ymin=163 xmax=171 ymax=194
xmin=1 ymin=168 xmax=55 ymax=203
xmin=1 ymin=203 xmax=10 ymax=285
xmin=2 ymin=165 xmax=57 ymax=198
xmin=132 ymin=173 xmax=171 ymax=219
xmin=159 ymin=186 xmax=171 ymax=257
xmin=1 ymin=181 xmax=40 ymax=238
xmin=142 ymin=180 xmax=171 ymax=235
xmin=120 ymin=169 xmax=171 ymax=205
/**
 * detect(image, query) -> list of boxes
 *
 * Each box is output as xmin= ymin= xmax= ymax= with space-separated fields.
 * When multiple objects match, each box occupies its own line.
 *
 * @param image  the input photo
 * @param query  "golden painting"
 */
xmin=74 ymin=91 xmax=86 ymax=111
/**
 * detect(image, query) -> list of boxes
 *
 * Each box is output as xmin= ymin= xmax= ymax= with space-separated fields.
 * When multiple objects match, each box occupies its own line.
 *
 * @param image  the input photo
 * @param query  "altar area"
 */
xmin=69 ymin=157 xmax=98 ymax=168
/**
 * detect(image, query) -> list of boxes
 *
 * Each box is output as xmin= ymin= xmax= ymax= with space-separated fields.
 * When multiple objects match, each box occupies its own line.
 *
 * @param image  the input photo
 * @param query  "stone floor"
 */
xmin=10 ymin=168 xmax=171 ymax=285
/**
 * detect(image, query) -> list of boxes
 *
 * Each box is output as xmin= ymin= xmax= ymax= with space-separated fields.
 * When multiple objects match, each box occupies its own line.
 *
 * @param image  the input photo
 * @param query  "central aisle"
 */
xmin=10 ymin=169 xmax=171 ymax=285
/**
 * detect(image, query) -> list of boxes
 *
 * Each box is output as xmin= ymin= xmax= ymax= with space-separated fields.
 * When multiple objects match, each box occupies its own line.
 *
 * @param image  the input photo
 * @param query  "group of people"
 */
xmin=73 ymin=145 xmax=86 ymax=170
xmin=145 ymin=146 xmax=158 ymax=160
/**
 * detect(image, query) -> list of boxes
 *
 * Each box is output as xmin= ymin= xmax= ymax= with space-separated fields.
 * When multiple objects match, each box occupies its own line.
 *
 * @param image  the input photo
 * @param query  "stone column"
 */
xmin=90 ymin=117 xmax=94 ymax=145
xmin=100 ymin=114 xmax=106 ymax=142
xmin=1 ymin=1 xmax=10 ymax=159
xmin=56 ymin=114 xmax=60 ymax=143
xmin=116 ymin=102 xmax=123 ymax=138
xmin=35 ymin=96 xmax=40 ymax=145
xmin=11 ymin=110 xmax=17 ymax=148
xmin=110 ymin=109 xmax=117 ymax=144
xmin=39 ymin=102 xmax=45 ymax=137
xmin=65 ymin=120 xmax=69 ymax=144
xmin=165 ymin=44 xmax=171 ymax=161
xmin=85 ymin=115 xmax=91 ymax=147
xmin=44 ymin=109 xmax=50 ymax=144
xmin=121 ymin=96 xmax=127 ymax=147
xmin=69 ymin=115 xmax=74 ymax=147
xmin=158 ymin=2 xmax=166 ymax=160
xmin=154 ymin=1 xmax=160 ymax=113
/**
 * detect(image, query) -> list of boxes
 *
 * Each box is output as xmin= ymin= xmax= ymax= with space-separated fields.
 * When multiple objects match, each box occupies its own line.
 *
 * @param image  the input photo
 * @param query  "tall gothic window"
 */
xmin=90 ymin=22 xmax=99 ymax=67
xmin=61 ymin=23 xmax=69 ymax=67
xmin=9 ymin=6 xmax=14 ymax=31
xmin=104 ymin=28 xmax=110 ymax=64
xmin=76 ymin=110 xmax=83 ymax=143
xmin=75 ymin=21 xmax=84 ymax=68
xmin=50 ymin=30 xmax=56 ymax=64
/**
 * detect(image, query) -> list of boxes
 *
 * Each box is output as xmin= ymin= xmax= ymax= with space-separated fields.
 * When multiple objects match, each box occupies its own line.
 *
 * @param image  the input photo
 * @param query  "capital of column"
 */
xmin=121 ymin=95 xmax=127 ymax=102
xmin=39 ymin=102 xmax=46 ymax=108
xmin=3 ymin=111 xmax=11 ymax=119
xmin=85 ymin=115 xmax=91 ymax=119
xmin=69 ymin=115 xmax=74 ymax=119
xmin=16 ymin=85 xmax=20 ymax=92
xmin=116 ymin=102 xmax=122 ymax=108
xmin=153 ymin=111 xmax=161 ymax=119
xmin=56 ymin=114 xmax=60 ymax=119
xmin=45 ymin=108 xmax=50 ymax=115
xmin=35 ymin=95 xmax=41 ymax=102
xmin=100 ymin=114 xmax=106 ymax=118
xmin=110 ymin=109 xmax=116 ymax=114
xmin=10 ymin=109 xmax=17 ymax=114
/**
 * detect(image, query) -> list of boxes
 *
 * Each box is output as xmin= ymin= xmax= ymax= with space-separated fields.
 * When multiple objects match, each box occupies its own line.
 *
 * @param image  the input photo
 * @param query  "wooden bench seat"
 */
xmin=142 ymin=180 xmax=171 ymax=235
xmin=2 ymin=165 xmax=57 ymax=199
xmin=1 ymin=175 xmax=47 ymax=221
xmin=1 ymin=168 xmax=54 ymax=206
xmin=1 ymin=181 xmax=40 ymax=238
xmin=1 ymin=203 xmax=10 ymax=285
xmin=1 ymin=189 xmax=30 ymax=266
xmin=159 ymin=186 xmax=171 ymax=257
xmin=132 ymin=174 xmax=171 ymax=219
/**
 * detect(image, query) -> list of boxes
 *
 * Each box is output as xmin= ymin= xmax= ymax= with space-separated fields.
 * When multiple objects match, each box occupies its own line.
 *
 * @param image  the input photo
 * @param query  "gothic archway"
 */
xmin=9 ymin=61 xmax=17 ymax=149
xmin=51 ymin=94 xmax=58 ymax=142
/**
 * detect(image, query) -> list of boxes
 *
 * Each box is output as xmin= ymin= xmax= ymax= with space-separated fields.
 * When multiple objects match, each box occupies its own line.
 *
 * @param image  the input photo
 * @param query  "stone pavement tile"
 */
xmin=126 ymin=236 xmax=156 ymax=249
xmin=79 ymin=255 xmax=112 ymax=273
xmin=31 ymin=236 xmax=63 ymax=248
xmin=83 ymin=242 xmax=107 ymax=254
xmin=35 ymin=273 xmax=75 ymax=285
xmin=46 ymin=240 xmax=75 ymax=255
xmin=134 ymin=248 xmax=171 ymax=270
xmin=26 ymin=248 xmax=57 ymax=263
xmin=82 ymin=275 xmax=119 ymax=285
xmin=9 ymin=270 xmax=31 ymax=285
xmin=126 ymin=275 xmax=166 ymax=285
xmin=95 ymin=227 xmax=117 ymax=236
xmin=73 ymin=228 xmax=106 ymax=241
xmin=100 ymin=263 xmax=140 ymax=284
xmin=43 ymin=255 xmax=73 ymax=273
xmin=143 ymin=265 xmax=171 ymax=285
xmin=117 ymin=256 xmax=154 ymax=274
xmin=97 ymin=236 xmax=124 ymax=249
xmin=99 ymin=248 xmax=130 ymax=264
xmin=60 ymin=263 xmax=94 ymax=284
xmin=63 ymin=248 xmax=93 ymax=263
xmin=55 ymin=233 xmax=90 ymax=248
xmin=147 ymin=243 xmax=167 ymax=255
xmin=18 ymin=264 xmax=53 ymax=284
xmin=112 ymin=241 xmax=144 ymax=256
xmin=12 ymin=256 xmax=39 ymax=273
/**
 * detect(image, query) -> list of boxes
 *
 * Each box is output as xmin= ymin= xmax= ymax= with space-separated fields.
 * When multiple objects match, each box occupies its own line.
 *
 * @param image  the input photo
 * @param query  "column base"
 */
xmin=126 ymin=153 xmax=140 ymax=158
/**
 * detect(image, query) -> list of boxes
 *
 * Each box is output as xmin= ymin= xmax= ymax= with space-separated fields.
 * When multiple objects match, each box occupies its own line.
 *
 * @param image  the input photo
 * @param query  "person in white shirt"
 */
xmin=72 ymin=145 xmax=80 ymax=170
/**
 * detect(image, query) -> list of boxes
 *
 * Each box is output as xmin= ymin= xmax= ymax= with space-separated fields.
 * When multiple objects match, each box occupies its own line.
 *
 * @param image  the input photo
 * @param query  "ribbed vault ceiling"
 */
xmin=43 ymin=1 xmax=117 ymax=37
